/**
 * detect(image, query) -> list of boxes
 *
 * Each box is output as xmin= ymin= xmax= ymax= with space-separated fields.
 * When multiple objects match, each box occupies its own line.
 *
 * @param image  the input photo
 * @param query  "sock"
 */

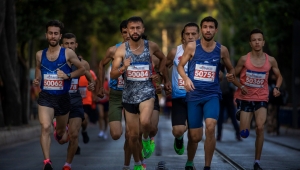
xmin=141 ymin=159 xmax=146 ymax=164
xmin=43 ymin=159 xmax=51 ymax=164
xmin=176 ymin=136 xmax=183 ymax=140
xmin=254 ymin=160 xmax=260 ymax=164
xmin=134 ymin=161 xmax=141 ymax=166
xmin=185 ymin=161 xmax=193 ymax=167
xmin=142 ymin=135 xmax=150 ymax=141
xmin=123 ymin=165 xmax=130 ymax=168
xmin=64 ymin=162 xmax=71 ymax=168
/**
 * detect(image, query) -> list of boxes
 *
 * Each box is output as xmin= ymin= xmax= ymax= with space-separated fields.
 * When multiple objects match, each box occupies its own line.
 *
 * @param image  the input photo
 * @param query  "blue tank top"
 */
xmin=109 ymin=42 xmax=124 ymax=91
xmin=186 ymin=39 xmax=222 ymax=101
xmin=172 ymin=44 xmax=188 ymax=99
xmin=40 ymin=48 xmax=72 ymax=95
xmin=69 ymin=57 xmax=82 ymax=104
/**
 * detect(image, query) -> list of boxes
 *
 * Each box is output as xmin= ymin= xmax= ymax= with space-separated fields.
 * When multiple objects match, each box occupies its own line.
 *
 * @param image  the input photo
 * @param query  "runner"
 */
xmin=61 ymin=33 xmax=95 ymax=170
xmin=110 ymin=16 xmax=171 ymax=170
xmin=33 ymin=20 xmax=85 ymax=170
xmin=227 ymin=28 xmax=283 ymax=170
xmin=166 ymin=22 xmax=200 ymax=170
xmin=177 ymin=16 xmax=235 ymax=170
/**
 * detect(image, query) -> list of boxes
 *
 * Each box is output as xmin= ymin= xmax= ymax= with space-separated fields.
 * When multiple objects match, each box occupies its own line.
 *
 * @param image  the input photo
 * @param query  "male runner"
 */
xmin=33 ymin=20 xmax=85 ymax=170
xmin=111 ymin=16 xmax=171 ymax=170
xmin=227 ymin=28 xmax=282 ymax=170
xmin=166 ymin=22 xmax=200 ymax=170
xmin=177 ymin=16 xmax=235 ymax=170
xmin=61 ymin=33 xmax=95 ymax=170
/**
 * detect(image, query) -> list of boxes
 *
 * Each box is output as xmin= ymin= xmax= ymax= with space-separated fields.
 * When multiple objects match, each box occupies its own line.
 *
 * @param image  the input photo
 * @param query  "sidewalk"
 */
xmin=0 ymin=120 xmax=40 ymax=148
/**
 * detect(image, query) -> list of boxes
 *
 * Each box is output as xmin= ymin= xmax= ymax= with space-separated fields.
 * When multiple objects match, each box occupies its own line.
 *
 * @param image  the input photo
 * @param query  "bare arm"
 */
xmin=110 ymin=44 xmax=130 ymax=79
xmin=81 ymin=59 xmax=95 ymax=84
xmin=270 ymin=56 xmax=283 ymax=97
xmin=150 ymin=41 xmax=169 ymax=82
xmin=33 ymin=51 xmax=42 ymax=86
xmin=166 ymin=48 xmax=176 ymax=68
xmin=226 ymin=55 xmax=247 ymax=94
xmin=66 ymin=49 xmax=85 ymax=79
xmin=221 ymin=45 xmax=235 ymax=76
xmin=98 ymin=46 xmax=116 ymax=88
xmin=178 ymin=41 xmax=195 ymax=92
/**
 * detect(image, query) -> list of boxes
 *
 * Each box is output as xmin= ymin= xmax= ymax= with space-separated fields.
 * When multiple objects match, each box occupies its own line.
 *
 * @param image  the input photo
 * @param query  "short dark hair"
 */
xmin=127 ymin=16 xmax=144 ymax=26
xmin=200 ymin=16 xmax=218 ymax=29
xmin=249 ymin=28 xmax=264 ymax=41
xmin=45 ymin=20 xmax=64 ymax=33
xmin=183 ymin=22 xmax=200 ymax=33
xmin=62 ymin=33 xmax=76 ymax=41
xmin=120 ymin=20 xmax=127 ymax=33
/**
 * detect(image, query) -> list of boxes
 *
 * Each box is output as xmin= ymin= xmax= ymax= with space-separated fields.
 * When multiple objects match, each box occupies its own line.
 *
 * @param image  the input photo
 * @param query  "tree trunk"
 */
xmin=0 ymin=0 xmax=22 ymax=126
xmin=19 ymin=42 xmax=29 ymax=124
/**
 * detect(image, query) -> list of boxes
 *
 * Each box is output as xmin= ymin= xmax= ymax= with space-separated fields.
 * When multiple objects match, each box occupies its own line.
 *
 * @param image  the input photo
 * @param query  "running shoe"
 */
xmin=134 ymin=165 xmax=146 ymax=170
xmin=43 ymin=159 xmax=53 ymax=170
xmin=236 ymin=109 xmax=241 ymax=121
xmin=203 ymin=166 xmax=210 ymax=170
xmin=62 ymin=165 xmax=71 ymax=170
xmin=254 ymin=163 xmax=263 ymax=170
xmin=150 ymin=137 xmax=156 ymax=153
xmin=122 ymin=167 xmax=131 ymax=170
xmin=81 ymin=131 xmax=89 ymax=143
xmin=156 ymin=161 xmax=168 ymax=170
xmin=185 ymin=166 xmax=195 ymax=170
xmin=98 ymin=131 xmax=104 ymax=138
xmin=142 ymin=139 xmax=153 ymax=159
xmin=142 ymin=163 xmax=147 ymax=170
xmin=174 ymin=137 xmax=184 ymax=155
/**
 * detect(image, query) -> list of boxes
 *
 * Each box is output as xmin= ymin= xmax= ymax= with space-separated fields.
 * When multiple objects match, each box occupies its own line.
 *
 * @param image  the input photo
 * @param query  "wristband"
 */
xmin=240 ymin=85 xmax=245 ymax=89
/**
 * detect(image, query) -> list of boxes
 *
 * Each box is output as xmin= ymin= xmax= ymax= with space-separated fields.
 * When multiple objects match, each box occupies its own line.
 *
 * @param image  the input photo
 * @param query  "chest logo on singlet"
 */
xmin=245 ymin=70 xmax=266 ymax=88
xmin=194 ymin=63 xmax=216 ymax=82
xmin=127 ymin=63 xmax=150 ymax=81
xmin=43 ymin=74 xmax=64 ymax=90
xmin=69 ymin=79 xmax=78 ymax=93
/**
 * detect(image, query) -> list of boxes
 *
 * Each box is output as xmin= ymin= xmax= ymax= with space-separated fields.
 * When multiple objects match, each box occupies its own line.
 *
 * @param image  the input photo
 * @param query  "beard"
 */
xmin=48 ymin=39 xmax=59 ymax=47
xmin=203 ymin=36 xmax=213 ymax=41
xmin=129 ymin=34 xmax=142 ymax=42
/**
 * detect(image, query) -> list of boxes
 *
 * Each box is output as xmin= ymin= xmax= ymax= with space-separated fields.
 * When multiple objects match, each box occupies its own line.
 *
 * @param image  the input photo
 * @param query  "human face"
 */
xmin=62 ymin=38 xmax=78 ymax=51
xmin=201 ymin=21 xmax=217 ymax=41
xmin=249 ymin=33 xmax=265 ymax=51
xmin=121 ymin=28 xmax=130 ymax=42
xmin=127 ymin=21 xmax=144 ymax=42
xmin=46 ymin=26 xmax=62 ymax=47
xmin=183 ymin=26 xmax=199 ymax=44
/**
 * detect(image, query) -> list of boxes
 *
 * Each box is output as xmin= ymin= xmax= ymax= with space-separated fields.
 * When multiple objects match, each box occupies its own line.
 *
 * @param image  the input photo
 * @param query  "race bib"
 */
xmin=127 ymin=63 xmax=150 ymax=81
xmin=79 ymin=87 xmax=87 ymax=98
xmin=43 ymin=74 xmax=64 ymax=90
xmin=178 ymin=74 xmax=185 ymax=89
xmin=117 ymin=75 xmax=124 ymax=88
xmin=194 ymin=64 xmax=216 ymax=82
xmin=69 ymin=79 xmax=78 ymax=93
xmin=245 ymin=70 xmax=266 ymax=88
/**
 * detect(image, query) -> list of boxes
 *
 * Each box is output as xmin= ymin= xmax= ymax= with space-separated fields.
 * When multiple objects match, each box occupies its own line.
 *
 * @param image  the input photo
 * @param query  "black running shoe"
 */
xmin=203 ymin=166 xmax=210 ymax=170
xmin=82 ymin=131 xmax=89 ymax=143
xmin=236 ymin=109 xmax=241 ymax=121
xmin=43 ymin=160 xmax=53 ymax=170
xmin=254 ymin=163 xmax=263 ymax=170
xmin=75 ymin=146 xmax=81 ymax=155
xmin=185 ymin=166 xmax=195 ymax=170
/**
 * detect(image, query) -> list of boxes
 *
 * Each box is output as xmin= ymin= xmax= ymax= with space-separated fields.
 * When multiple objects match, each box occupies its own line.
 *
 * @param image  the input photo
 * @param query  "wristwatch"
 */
xmin=67 ymin=73 xmax=71 ymax=80
xmin=157 ymin=72 xmax=163 ymax=76
xmin=274 ymin=87 xmax=280 ymax=91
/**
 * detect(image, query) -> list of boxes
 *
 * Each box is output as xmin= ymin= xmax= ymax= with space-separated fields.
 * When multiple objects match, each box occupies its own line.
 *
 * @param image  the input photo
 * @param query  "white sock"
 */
xmin=141 ymin=159 xmax=146 ymax=164
xmin=134 ymin=161 xmax=141 ymax=166
xmin=64 ymin=162 xmax=71 ymax=168
xmin=254 ymin=160 xmax=260 ymax=164
xmin=142 ymin=135 xmax=150 ymax=141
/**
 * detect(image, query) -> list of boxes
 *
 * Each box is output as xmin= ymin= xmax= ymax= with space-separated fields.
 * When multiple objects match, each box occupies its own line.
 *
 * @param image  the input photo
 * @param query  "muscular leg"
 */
xmin=204 ymin=118 xmax=217 ymax=166
xmin=149 ymin=110 xmax=159 ymax=138
xmin=254 ymin=107 xmax=267 ymax=160
xmin=39 ymin=105 xmax=55 ymax=159
xmin=81 ymin=113 xmax=88 ymax=131
xmin=109 ymin=121 xmax=123 ymax=140
xmin=187 ymin=130 xmax=198 ymax=162
xmin=139 ymin=98 xmax=155 ymax=139
xmin=55 ymin=112 xmax=70 ymax=144
xmin=239 ymin=111 xmax=254 ymax=137
xmin=66 ymin=118 xmax=82 ymax=163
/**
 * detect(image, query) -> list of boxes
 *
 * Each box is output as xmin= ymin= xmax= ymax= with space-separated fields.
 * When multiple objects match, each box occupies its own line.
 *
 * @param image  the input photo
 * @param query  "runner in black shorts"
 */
xmin=33 ymin=20 xmax=85 ymax=170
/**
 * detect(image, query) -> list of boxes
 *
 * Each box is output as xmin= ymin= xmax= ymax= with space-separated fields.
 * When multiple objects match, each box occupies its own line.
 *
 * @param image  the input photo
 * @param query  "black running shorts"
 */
xmin=171 ymin=98 xmax=188 ymax=126
xmin=37 ymin=91 xmax=70 ymax=116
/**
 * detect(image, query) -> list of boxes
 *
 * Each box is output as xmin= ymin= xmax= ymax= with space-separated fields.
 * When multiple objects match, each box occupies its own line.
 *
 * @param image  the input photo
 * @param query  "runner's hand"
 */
xmin=87 ymin=82 xmax=95 ymax=91
xmin=57 ymin=68 xmax=67 ymax=79
xmin=226 ymin=73 xmax=235 ymax=82
xmin=155 ymin=85 xmax=162 ymax=94
xmin=273 ymin=88 xmax=281 ymax=97
xmin=151 ymin=74 xmax=160 ymax=83
xmin=184 ymin=78 xmax=195 ymax=92
xmin=33 ymin=79 xmax=40 ymax=87
xmin=123 ymin=57 xmax=131 ymax=68
xmin=240 ymin=86 xmax=248 ymax=95
xmin=97 ymin=87 xmax=104 ymax=98
xmin=164 ymin=81 xmax=172 ymax=94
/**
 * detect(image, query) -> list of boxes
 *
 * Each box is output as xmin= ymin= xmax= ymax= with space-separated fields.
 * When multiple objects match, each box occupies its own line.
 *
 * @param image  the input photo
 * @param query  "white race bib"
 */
xmin=127 ymin=64 xmax=150 ymax=81
xmin=79 ymin=87 xmax=87 ymax=98
xmin=43 ymin=74 xmax=64 ymax=90
xmin=69 ymin=79 xmax=79 ymax=93
xmin=117 ymin=75 xmax=124 ymax=88
xmin=194 ymin=64 xmax=216 ymax=82
xmin=178 ymin=74 xmax=185 ymax=89
xmin=245 ymin=70 xmax=266 ymax=88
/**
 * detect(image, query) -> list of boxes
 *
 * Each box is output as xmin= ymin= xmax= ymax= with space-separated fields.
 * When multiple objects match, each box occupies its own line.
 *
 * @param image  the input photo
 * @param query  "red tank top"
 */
xmin=234 ymin=52 xmax=271 ymax=102
xmin=79 ymin=70 xmax=97 ymax=105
